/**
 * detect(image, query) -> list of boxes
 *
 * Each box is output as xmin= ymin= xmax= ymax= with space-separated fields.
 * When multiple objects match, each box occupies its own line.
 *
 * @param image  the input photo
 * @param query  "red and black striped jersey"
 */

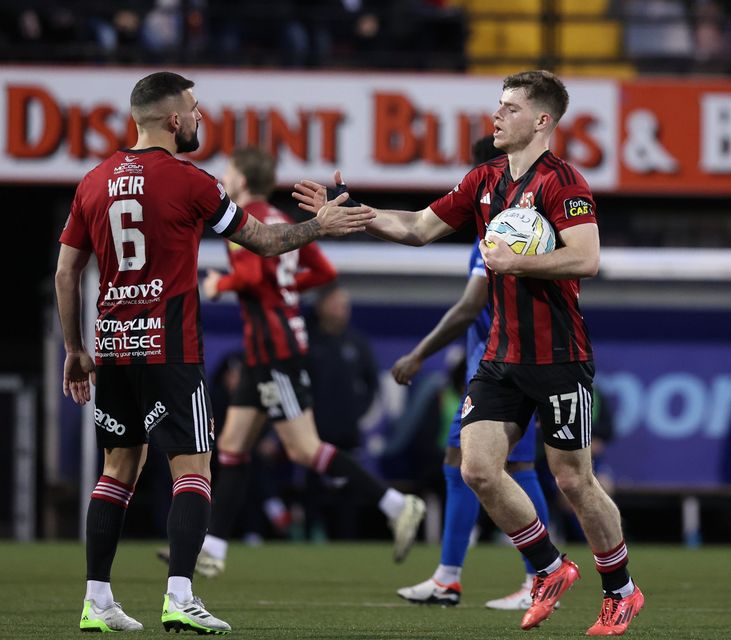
xmin=216 ymin=201 xmax=337 ymax=366
xmin=59 ymin=147 xmax=246 ymax=365
xmin=431 ymin=150 xmax=596 ymax=365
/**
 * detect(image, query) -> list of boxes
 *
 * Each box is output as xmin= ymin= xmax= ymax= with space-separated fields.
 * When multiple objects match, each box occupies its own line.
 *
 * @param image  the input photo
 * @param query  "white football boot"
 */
xmin=397 ymin=578 xmax=461 ymax=606
xmin=80 ymin=599 xmax=143 ymax=632
xmin=390 ymin=494 xmax=426 ymax=563
xmin=161 ymin=593 xmax=231 ymax=635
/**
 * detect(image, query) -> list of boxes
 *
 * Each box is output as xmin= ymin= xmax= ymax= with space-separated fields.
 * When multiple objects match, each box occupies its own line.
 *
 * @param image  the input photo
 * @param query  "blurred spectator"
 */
xmin=0 ymin=0 xmax=464 ymax=70
xmin=141 ymin=0 xmax=208 ymax=63
xmin=334 ymin=0 xmax=465 ymax=70
xmin=691 ymin=0 xmax=730 ymax=73
xmin=381 ymin=345 xmax=466 ymax=495
xmin=303 ymin=283 xmax=380 ymax=538
xmin=615 ymin=0 xmax=694 ymax=72
xmin=207 ymin=0 xmax=334 ymax=68
xmin=307 ymin=283 xmax=380 ymax=452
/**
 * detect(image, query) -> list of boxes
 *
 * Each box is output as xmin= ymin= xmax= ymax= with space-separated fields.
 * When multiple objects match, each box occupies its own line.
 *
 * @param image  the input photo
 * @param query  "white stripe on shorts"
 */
xmin=191 ymin=382 xmax=210 ymax=453
xmin=271 ymin=369 xmax=302 ymax=420
xmin=578 ymin=383 xmax=592 ymax=448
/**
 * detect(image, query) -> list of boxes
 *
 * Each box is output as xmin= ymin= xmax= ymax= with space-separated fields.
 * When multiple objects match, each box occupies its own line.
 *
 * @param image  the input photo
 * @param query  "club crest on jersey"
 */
xmin=518 ymin=191 xmax=534 ymax=209
xmin=461 ymin=395 xmax=475 ymax=419
xmin=564 ymin=197 xmax=594 ymax=218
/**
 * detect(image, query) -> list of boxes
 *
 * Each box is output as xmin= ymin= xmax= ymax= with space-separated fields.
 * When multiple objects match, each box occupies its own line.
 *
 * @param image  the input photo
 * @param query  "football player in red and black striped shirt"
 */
xmin=188 ymin=147 xmax=425 ymax=576
xmin=56 ymin=72 xmax=375 ymax=634
xmin=294 ymin=70 xmax=643 ymax=636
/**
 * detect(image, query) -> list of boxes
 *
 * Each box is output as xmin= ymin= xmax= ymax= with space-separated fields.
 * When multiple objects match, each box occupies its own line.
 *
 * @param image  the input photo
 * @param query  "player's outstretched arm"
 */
xmin=391 ymin=274 xmax=488 ymax=385
xmin=227 ymin=192 xmax=374 ymax=257
xmin=293 ymin=171 xmax=455 ymax=247
xmin=55 ymin=244 xmax=96 ymax=405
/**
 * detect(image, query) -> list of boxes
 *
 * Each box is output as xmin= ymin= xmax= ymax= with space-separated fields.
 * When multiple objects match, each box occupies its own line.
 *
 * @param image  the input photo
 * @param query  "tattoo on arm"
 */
xmin=228 ymin=217 xmax=322 ymax=256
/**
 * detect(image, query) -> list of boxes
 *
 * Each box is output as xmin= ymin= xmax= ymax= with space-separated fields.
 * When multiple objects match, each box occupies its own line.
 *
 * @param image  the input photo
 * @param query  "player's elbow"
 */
xmin=583 ymin=255 xmax=600 ymax=278
xmin=406 ymin=234 xmax=431 ymax=247
xmin=55 ymin=267 xmax=77 ymax=291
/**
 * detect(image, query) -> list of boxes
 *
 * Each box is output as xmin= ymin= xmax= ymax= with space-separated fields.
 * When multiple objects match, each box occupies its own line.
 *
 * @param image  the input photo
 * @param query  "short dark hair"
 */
xmin=130 ymin=71 xmax=195 ymax=110
xmin=230 ymin=147 xmax=277 ymax=198
xmin=502 ymin=70 xmax=569 ymax=123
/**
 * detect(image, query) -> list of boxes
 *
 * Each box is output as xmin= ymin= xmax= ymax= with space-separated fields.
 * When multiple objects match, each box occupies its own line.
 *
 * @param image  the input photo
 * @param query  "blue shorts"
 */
xmin=447 ymin=401 xmax=536 ymax=461
xmin=447 ymin=343 xmax=536 ymax=462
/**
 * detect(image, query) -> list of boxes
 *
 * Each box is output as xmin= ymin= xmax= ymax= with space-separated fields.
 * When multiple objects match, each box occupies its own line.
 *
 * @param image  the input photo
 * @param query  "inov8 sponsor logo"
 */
xmin=104 ymin=278 xmax=163 ymax=302
xmin=94 ymin=408 xmax=126 ymax=435
xmin=144 ymin=401 xmax=168 ymax=432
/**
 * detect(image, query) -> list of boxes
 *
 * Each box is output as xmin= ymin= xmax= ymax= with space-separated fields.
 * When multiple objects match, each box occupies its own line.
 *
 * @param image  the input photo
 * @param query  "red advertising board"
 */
xmin=1 ymin=67 xmax=729 ymax=195
xmin=619 ymin=80 xmax=731 ymax=195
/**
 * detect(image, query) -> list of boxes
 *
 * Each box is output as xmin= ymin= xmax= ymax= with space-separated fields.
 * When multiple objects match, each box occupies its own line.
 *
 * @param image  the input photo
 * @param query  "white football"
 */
xmin=485 ymin=207 xmax=556 ymax=255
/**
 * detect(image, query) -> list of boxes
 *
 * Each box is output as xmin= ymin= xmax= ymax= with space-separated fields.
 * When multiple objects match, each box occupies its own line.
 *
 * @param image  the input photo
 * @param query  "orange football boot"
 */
xmin=520 ymin=556 xmax=580 ymax=630
xmin=586 ymin=586 xmax=645 ymax=636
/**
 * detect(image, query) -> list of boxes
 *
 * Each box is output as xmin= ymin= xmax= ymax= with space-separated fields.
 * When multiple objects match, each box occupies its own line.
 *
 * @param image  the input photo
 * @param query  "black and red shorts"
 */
xmin=461 ymin=359 xmax=595 ymax=451
xmin=94 ymin=363 xmax=214 ymax=454
xmin=229 ymin=356 xmax=312 ymax=421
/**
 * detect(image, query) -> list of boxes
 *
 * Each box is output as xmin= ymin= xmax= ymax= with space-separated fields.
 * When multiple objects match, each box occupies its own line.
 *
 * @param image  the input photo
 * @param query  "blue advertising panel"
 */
xmin=594 ymin=342 xmax=731 ymax=488
xmin=197 ymin=303 xmax=731 ymax=489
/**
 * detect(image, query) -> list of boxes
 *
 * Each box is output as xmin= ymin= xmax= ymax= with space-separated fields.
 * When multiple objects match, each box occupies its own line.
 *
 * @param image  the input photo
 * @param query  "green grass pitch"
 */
xmin=0 ymin=541 xmax=727 ymax=639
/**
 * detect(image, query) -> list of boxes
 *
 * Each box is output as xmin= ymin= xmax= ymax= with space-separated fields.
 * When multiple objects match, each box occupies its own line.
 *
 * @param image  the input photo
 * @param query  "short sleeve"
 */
xmin=429 ymin=167 xmax=482 ymax=230
xmin=188 ymin=166 xmax=247 ymax=236
xmin=59 ymin=182 xmax=93 ymax=251
xmin=542 ymin=169 xmax=598 ymax=233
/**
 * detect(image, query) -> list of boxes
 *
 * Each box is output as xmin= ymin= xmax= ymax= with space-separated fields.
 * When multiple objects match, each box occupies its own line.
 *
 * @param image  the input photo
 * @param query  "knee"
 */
xmin=553 ymin=468 xmax=586 ymax=500
xmin=460 ymin=459 xmax=499 ymax=495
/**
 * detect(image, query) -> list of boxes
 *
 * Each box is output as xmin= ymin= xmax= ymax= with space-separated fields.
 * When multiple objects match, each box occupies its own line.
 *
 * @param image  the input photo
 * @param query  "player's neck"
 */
xmin=507 ymin=139 xmax=550 ymax=181
xmin=131 ymin=133 xmax=177 ymax=156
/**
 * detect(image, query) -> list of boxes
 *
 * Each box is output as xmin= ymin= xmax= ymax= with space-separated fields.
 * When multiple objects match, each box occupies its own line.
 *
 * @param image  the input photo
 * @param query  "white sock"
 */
xmin=167 ymin=576 xmax=192 ymax=603
xmin=85 ymin=580 xmax=114 ymax=609
xmin=523 ymin=573 xmax=535 ymax=588
xmin=202 ymin=534 xmax=228 ymax=561
xmin=378 ymin=488 xmax=406 ymax=520
xmin=613 ymin=578 xmax=635 ymax=599
xmin=433 ymin=564 xmax=462 ymax=584
xmin=541 ymin=556 xmax=563 ymax=575
xmin=264 ymin=498 xmax=287 ymax=522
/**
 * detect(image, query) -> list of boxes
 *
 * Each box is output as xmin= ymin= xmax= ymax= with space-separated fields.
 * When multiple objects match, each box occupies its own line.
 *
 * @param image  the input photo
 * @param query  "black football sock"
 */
xmin=594 ymin=540 xmax=631 ymax=595
xmin=507 ymin=518 xmax=562 ymax=574
xmin=313 ymin=443 xmax=387 ymax=505
xmin=208 ymin=451 xmax=251 ymax=540
xmin=167 ymin=475 xmax=211 ymax=579
xmin=86 ymin=475 xmax=134 ymax=581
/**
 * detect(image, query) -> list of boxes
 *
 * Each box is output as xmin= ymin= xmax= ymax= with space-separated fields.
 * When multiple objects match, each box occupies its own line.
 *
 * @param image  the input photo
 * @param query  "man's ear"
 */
xmin=535 ymin=111 xmax=553 ymax=133
xmin=167 ymin=112 xmax=180 ymax=133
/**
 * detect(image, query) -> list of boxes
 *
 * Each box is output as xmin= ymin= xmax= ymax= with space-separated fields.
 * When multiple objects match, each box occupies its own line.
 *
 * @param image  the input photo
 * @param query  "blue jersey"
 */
xmin=466 ymin=239 xmax=490 ymax=362
xmin=449 ymin=238 xmax=536 ymax=462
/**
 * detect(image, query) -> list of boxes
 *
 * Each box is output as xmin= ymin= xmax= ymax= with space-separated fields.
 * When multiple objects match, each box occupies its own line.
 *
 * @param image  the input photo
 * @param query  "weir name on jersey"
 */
xmin=108 ymin=175 xmax=144 ymax=197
